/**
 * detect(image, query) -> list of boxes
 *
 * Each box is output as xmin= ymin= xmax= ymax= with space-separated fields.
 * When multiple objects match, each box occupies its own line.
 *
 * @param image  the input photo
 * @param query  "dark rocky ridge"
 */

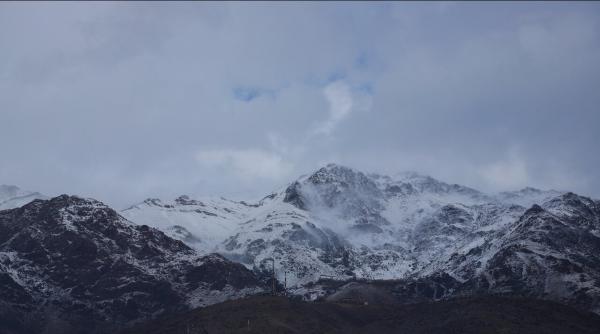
xmin=0 ymin=195 xmax=265 ymax=334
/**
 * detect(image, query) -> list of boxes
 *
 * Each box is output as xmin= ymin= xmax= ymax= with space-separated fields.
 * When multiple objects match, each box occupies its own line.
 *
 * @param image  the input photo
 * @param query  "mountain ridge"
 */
xmin=0 ymin=195 xmax=265 ymax=334
xmin=120 ymin=163 xmax=600 ymax=315
xmin=2 ymin=163 xmax=599 ymax=333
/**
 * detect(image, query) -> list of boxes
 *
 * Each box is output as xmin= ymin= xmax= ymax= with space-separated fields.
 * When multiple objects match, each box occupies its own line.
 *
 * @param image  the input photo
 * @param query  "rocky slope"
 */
xmin=0 ymin=195 xmax=265 ymax=334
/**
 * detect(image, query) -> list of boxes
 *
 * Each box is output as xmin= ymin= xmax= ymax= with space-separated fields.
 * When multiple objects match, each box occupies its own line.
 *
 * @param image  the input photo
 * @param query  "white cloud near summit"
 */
xmin=196 ymin=148 xmax=293 ymax=182
xmin=480 ymin=150 xmax=530 ymax=191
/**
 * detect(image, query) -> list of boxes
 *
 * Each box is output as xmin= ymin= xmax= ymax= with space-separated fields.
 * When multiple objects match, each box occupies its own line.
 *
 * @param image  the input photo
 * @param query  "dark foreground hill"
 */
xmin=121 ymin=295 xmax=600 ymax=334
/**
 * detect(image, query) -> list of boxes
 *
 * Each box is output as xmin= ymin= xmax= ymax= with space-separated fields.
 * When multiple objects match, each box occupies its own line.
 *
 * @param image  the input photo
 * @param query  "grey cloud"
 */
xmin=1 ymin=2 xmax=599 ymax=208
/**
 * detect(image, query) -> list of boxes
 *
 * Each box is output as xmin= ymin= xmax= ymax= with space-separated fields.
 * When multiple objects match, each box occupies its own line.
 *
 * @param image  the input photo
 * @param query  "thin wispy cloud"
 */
xmin=313 ymin=80 xmax=354 ymax=136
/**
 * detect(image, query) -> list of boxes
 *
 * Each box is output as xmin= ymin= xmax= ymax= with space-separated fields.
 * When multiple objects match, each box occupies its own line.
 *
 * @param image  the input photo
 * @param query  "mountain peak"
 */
xmin=317 ymin=163 xmax=358 ymax=175
xmin=175 ymin=195 xmax=203 ymax=206
xmin=306 ymin=163 xmax=368 ymax=185
xmin=47 ymin=194 xmax=106 ymax=207
xmin=542 ymin=191 xmax=597 ymax=214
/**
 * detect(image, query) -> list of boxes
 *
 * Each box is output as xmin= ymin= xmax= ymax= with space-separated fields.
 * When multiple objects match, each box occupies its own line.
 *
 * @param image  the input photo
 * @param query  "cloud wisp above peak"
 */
xmin=315 ymin=80 xmax=353 ymax=136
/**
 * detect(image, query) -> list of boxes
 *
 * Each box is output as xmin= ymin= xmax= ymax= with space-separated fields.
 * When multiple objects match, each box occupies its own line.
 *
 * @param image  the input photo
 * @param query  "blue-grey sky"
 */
xmin=1 ymin=2 xmax=599 ymax=208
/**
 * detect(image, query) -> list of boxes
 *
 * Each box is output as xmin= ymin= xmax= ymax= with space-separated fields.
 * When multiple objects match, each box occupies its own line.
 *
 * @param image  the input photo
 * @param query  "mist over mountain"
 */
xmin=0 ymin=185 xmax=47 ymax=210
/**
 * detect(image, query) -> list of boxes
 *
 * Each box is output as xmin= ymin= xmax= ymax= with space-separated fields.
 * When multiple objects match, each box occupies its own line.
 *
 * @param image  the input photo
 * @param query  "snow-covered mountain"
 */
xmin=3 ymin=163 xmax=598 ymax=327
xmin=119 ymin=164 xmax=600 ymax=313
xmin=0 ymin=195 xmax=265 ymax=334
xmin=0 ymin=184 xmax=46 ymax=210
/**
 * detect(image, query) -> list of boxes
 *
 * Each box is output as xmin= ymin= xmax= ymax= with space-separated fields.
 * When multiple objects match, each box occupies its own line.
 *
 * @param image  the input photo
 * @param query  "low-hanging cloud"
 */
xmin=480 ymin=149 xmax=529 ymax=191
xmin=196 ymin=148 xmax=293 ymax=182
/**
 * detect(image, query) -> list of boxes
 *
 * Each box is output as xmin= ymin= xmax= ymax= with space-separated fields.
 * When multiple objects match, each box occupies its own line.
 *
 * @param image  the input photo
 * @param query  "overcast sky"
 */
xmin=1 ymin=2 xmax=599 ymax=208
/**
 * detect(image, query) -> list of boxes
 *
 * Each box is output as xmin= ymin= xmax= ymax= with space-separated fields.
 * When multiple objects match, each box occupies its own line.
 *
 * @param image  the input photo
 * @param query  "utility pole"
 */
xmin=272 ymin=258 xmax=275 ymax=295
xmin=266 ymin=258 xmax=276 ymax=295
xmin=284 ymin=271 xmax=287 ymax=296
